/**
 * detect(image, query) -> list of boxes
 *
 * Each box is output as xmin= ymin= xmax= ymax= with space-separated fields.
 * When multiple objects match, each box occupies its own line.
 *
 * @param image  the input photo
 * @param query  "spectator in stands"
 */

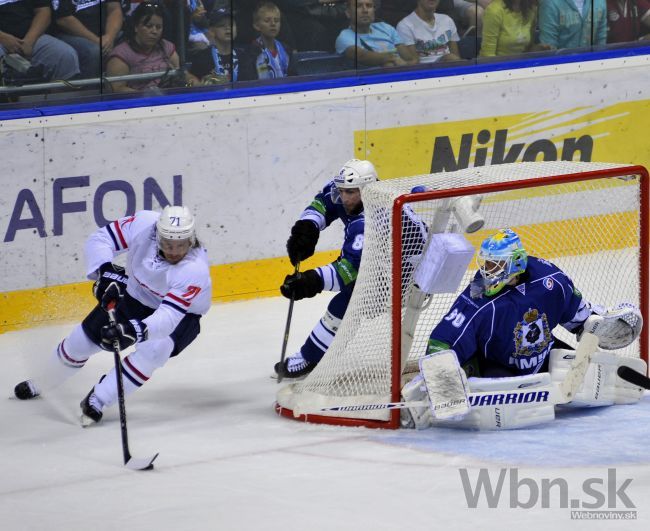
xmin=0 ymin=0 xmax=79 ymax=81
xmin=187 ymin=0 xmax=210 ymax=52
xmin=54 ymin=0 xmax=124 ymax=78
xmin=538 ymin=0 xmax=607 ymax=49
xmin=239 ymin=1 xmax=294 ymax=80
xmin=106 ymin=1 xmax=182 ymax=93
xmin=188 ymin=7 xmax=241 ymax=84
xmin=479 ymin=0 xmax=553 ymax=56
xmin=335 ymin=0 xmax=418 ymax=67
xmin=452 ymin=0 xmax=490 ymax=34
xmin=606 ymin=0 xmax=650 ymax=43
xmin=396 ymin=0 xmax=462 ymax=63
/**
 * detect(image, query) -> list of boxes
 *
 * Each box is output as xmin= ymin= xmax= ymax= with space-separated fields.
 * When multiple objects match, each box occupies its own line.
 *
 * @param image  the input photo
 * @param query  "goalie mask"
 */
xmin=331 ymin=159 xmax=378 ymax=205
xmin=156 ymin=205 xmax=196 ymax=264
xmin=477 ymin=228 xmax=528 ymax=296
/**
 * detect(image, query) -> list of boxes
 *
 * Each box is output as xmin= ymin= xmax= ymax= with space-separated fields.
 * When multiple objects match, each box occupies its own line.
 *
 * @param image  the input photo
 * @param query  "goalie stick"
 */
xmin=617 ymin=365 xmax=650 ymax=390
xmin=317 ymin=319 xmax=604 ymax=415
xmin=106 ymin=302 xmax=159 ymax=471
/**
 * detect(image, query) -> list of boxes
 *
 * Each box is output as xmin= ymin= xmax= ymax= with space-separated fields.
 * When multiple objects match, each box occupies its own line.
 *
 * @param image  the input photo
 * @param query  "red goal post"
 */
xmin=276 ymin=162 xmax=649 ymax=429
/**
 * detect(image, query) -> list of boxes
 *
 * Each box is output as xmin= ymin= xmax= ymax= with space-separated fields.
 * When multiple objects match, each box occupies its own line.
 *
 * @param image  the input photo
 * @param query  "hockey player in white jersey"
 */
xmin=14 ymin=206 xmax=212 ymax=425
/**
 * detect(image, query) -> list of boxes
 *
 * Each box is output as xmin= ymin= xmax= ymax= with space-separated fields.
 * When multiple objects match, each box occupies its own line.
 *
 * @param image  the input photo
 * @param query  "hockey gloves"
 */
xmin=94 ymin=262 xmax=128 ymax=305
xmin=280 ymin=269 xmax=324 ymax=301
xmin=101 ymin=318 xmax=148 ymax=351
xmin=286 ymin=220 xmax=319 ymax=266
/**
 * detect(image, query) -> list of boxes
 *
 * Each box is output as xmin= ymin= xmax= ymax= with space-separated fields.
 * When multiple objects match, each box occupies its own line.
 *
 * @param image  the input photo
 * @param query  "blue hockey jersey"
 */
xmin=429 ymin=256 xmax=584 ymax=375
xmin=299 ymin=180 xmax=365 ymax=291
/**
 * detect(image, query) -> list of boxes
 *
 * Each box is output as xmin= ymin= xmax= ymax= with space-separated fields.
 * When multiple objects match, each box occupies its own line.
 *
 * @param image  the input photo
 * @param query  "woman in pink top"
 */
xmin=106 ymin=2 xmax=182 ymax=93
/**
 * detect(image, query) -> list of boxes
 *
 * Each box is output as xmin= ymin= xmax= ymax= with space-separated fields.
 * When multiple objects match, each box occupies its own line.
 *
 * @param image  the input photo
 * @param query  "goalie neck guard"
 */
xmin=477 ymin=228 xmax=528 ymax=296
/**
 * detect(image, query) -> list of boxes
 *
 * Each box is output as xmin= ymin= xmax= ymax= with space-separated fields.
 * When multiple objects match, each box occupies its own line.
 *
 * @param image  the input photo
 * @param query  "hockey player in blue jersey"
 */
xmin=275 ymin=159 xmax=378 ymax=379
xmin=428 ymin=228 xmax=589 ymax=377
xmin=402 ymin=228 xmax=645 ymax=430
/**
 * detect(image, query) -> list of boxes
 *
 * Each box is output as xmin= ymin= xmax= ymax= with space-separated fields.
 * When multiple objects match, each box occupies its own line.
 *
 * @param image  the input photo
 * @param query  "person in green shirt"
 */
xmin=480 ymin=0 xmax=553 ymax=56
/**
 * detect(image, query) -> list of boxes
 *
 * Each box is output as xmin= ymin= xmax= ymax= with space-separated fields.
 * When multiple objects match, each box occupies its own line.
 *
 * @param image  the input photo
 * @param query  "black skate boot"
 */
xmin=14 ymin=380 xmax=40 ymax=400
xmin=274 ymin=352 xmax=315 ymax=379
xmin=80 ymin=386 xmax=104 ymax=427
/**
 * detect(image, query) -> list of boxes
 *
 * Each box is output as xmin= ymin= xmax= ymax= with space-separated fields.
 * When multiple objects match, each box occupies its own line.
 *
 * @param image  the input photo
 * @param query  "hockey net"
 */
xmin=276 ymin=161 xmax=649 ymax=428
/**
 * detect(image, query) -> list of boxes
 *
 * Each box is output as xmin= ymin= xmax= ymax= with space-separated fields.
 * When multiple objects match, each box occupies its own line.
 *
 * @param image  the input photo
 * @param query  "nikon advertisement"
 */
xmin=0 ymin=56 xmax=649 ymax=331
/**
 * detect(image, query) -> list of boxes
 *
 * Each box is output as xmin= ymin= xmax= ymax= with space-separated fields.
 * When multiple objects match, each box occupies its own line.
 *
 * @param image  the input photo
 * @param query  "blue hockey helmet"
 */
xmin=477 ymin=228 xmax=528 ymax=296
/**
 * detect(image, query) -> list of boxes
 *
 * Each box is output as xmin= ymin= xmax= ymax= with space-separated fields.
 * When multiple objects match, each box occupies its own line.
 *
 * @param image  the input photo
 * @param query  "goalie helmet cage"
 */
xmin=275 ymin=161 xmax=649 ymax=429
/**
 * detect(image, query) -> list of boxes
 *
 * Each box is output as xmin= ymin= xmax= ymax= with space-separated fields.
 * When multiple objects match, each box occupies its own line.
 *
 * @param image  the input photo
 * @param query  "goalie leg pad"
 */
xmin=550 ymin=348 xmax=646 ymax=407
xmin=400 ymin=374 xmax=433 ymax=429
xmin=433 ymin=373 xmax=557 ymax=430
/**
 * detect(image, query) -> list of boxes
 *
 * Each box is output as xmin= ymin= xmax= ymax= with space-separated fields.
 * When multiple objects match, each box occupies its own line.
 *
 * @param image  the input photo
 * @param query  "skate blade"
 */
xmin=80 ymin=413 xmax=99 ymax=428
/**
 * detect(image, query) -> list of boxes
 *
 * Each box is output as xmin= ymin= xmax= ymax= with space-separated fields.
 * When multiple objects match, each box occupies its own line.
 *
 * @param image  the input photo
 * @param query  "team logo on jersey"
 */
xmin=513 ymin=308 xmax=551 ymax=358
xmin=516 ymin=284 xmax=526 ymax=295
xmin=543 ymin=278 xmax=554 ymax=290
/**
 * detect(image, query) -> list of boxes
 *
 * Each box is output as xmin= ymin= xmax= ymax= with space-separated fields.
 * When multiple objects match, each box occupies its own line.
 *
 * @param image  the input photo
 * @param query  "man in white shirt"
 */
xmin=397 ymin=0 xmax=461 ymax=63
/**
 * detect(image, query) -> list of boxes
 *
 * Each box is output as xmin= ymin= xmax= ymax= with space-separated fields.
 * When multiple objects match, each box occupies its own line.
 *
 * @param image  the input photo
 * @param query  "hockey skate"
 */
xmin=80 ymin=387 xmax=104 ymax=427
xmin=274 ymin=352 xmax=315 ymax=380
xmin=14 ymin=380 xmax=40 ymax=400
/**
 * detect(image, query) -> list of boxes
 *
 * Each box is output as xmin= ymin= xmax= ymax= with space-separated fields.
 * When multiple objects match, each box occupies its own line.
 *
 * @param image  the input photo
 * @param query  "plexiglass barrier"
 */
xmin=0 ymin=0 xmax=648 ymax=108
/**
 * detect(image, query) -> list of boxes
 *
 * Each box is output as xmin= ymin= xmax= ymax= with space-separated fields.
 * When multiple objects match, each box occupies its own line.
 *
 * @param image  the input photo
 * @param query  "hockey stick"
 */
xmin=106 ymin=302 xmax=159 ymax=471
xmin=559 ymin=317 xmax=601 ymax=402
xmin=318 ymin=327 xmax=604 ymax=414
xmin=617 ymin=365 xmax=650 ymax=390
xmin=277 ymin=262 xmax=300 ymax=383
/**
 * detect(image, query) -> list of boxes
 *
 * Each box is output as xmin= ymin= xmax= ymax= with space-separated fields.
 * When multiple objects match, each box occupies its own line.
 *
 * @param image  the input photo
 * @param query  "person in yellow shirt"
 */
xmin=479 ymin=0 xmax=553 ymax=56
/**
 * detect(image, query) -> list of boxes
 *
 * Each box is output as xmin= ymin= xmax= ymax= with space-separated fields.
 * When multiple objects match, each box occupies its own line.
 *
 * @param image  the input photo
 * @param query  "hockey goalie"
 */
xmin=401 ymin=228 xmax=646 ymax=430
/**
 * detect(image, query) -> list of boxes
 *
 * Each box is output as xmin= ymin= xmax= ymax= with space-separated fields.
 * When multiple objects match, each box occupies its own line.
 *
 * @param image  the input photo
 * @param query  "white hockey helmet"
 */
xmin=156 ymin=205 xmax=196 ymax=247
xmin=334 ymin=159 xmax=378 ymax=190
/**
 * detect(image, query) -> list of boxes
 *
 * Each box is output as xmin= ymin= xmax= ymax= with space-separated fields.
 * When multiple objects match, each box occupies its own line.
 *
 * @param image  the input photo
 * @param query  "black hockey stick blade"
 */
xmin=126 ymin=452 xmax=159 ymax=471
xmin=617 ymin=365 xmax=650 ymax=390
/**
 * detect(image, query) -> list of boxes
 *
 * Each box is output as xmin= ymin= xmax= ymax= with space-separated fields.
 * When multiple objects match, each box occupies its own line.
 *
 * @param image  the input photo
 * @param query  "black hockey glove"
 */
xmin=280 ymin=269 xmax=324 ymax=301
xmin=286 ymin=220 xmax=319 ymax=266
xmin=100 ymin=319 xmax=148 ymax=351
xmin=93 ymin=262 xmax=128 ymax=304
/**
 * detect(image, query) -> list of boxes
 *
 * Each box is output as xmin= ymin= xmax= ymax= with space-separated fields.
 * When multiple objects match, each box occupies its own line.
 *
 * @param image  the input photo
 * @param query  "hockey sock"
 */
xmin=34 ymin=325 xmax=99 ymax=392
xmin=93 ymin=337 xmax=174 ymax=406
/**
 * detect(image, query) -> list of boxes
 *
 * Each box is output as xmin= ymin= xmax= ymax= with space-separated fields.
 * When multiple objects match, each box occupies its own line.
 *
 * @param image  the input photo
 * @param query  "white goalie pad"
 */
xmin=413 ymin=233 xmax=474 ymax=295
xmin=550 ymin=348 xmax=647 ymax=407
xmin=419 ymin=350 xmax=470 ymax=419
xmin=432 ymin=373 xmax=558 ymax=430
xmin=587 ymin=303 xmax=643 ymax=350
xmin=400 ymin=350 xmax=470 ymax=429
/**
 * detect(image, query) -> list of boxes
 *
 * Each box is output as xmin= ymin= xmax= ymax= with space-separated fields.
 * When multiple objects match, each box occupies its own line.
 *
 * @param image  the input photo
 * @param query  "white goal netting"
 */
xmin=276 ymin=161 xmax=647 ymax=427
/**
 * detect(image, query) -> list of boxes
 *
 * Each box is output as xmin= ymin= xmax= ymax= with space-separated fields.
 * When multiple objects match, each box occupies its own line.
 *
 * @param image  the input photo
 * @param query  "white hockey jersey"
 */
xmin=84 ymin=210 xmax=212 ymax=339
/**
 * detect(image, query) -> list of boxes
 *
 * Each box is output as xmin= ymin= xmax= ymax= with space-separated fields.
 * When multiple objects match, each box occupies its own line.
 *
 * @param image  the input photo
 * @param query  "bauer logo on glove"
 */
xmin=100 ymin=319 xmax=148 ymax=351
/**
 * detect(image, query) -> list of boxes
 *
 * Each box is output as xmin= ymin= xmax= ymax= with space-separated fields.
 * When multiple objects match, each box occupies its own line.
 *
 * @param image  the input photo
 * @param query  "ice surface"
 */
xmin=1 ymin=294 xmax=649 ymax=530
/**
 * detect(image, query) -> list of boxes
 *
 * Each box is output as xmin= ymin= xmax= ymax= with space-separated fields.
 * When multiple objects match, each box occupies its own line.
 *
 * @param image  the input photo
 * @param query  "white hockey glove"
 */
xmin=400 ymin=350 xmax=470 ymax=429
xmin=580 ymin=303 xmax=643 ymax=350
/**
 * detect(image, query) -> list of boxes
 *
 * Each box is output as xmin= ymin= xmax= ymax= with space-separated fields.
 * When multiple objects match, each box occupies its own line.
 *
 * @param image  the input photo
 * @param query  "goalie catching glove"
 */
xmin=100 ymin=318 xmax=148 ymax=351
xmin=93 ymin=262 xmax=127 ymax=304
xmin=286 ymin=220 xmax=319 ymax=266
xmin=280 ymin=269 xmax=323 ymax=301
xmin=580 ymin=303 xmax=643 ymax=350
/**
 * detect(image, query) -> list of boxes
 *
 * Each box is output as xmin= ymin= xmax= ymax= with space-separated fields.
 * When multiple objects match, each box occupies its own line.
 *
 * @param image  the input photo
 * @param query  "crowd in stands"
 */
xmin=1 ymin=0 xmax=649 ymax=95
